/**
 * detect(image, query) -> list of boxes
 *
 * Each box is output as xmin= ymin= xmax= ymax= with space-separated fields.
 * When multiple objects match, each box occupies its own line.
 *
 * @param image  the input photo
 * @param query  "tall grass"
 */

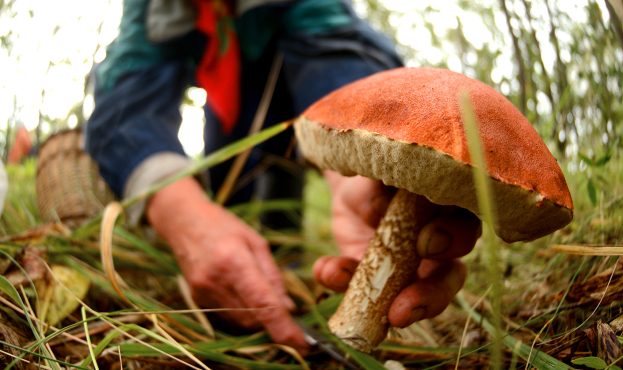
xmin=460 ymin=93 xmax=503 ymax=369
xmin=0 ymin=158 xmax=40 ymax=235
xmin=0 ymin=118 xmax=622 ymax=368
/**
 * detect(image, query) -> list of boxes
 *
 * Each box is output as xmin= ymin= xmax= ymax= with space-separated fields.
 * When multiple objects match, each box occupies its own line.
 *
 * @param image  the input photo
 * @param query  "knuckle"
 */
xmin=246 ymin=289 xmax=275 ymax=309
xmin=186 ymin=269 xmax=217 ymax=292
xmin=211 ymin=245 xmax=236 ymax=266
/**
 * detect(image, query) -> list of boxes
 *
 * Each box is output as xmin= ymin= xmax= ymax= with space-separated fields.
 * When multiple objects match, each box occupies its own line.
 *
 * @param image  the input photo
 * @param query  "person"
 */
xmin=8 ymin=125 xmax=33 ymax=165
xmin=85 ymin=0 xmax=481 ymax=353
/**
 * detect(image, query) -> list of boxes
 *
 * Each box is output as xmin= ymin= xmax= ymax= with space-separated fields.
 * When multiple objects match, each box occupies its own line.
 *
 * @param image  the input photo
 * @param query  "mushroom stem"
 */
xmin=328 ymin=189 xmax=438 ymax=352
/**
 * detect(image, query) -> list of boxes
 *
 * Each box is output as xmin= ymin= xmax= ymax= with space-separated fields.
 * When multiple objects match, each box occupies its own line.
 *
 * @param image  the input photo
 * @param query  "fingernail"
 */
xmin=409 ymin=306 xmax=427 ymax=323
xmin=426 ymin=229 xmax=452 ymax=256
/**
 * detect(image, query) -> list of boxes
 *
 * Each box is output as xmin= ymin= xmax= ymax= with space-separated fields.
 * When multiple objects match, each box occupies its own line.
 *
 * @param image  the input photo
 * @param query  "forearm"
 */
xmin=146 ymin=177 xmax=212 ymax=252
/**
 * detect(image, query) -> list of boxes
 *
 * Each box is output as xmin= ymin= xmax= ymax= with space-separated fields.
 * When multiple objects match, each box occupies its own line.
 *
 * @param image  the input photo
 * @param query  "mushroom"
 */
xmin=294 ymin=67 xmax=573 ymax=352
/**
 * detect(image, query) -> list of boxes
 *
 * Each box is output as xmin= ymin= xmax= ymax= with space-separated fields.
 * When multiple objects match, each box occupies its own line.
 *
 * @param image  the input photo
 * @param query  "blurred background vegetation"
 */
xmin=2 ymin=0 xmax=622 ymax=202
xmin=2 ymin=0 xmax=622 ymax=162
xmin=356 ymin=0 xmax=623 ymax=160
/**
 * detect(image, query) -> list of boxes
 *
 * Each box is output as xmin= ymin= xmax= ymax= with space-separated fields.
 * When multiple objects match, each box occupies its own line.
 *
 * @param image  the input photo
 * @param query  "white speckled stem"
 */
xmin=328 ymin=189 xmax=437 ymax=352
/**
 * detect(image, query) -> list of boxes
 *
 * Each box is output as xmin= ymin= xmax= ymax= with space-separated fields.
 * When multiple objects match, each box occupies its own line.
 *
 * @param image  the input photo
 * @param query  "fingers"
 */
xmin=388 ymin=259 xmax=467 ymax=328
xmin=183 ymin=233 xmax=306 ymax=352
xmin=314 ymin=257 xmax=469 ymax=329
xmin=330 ymin=175 xmax=391 ymax=260
xmin=151 ymin=186 xmax=306 ymax=352
xmin=417 ymin=209 xmax=481 ymax=260
xmin=318 ymin=207 xmax=479 ymax=292
xmin=230 ymin=249 xmax=309 ymax=353
xmin=313 ymin=256 xmax=358 ymax=292
xmin=336 ymin=175 xmax=392 ymax=229
xmin=245 ymin=231 xmax=294 ymax=310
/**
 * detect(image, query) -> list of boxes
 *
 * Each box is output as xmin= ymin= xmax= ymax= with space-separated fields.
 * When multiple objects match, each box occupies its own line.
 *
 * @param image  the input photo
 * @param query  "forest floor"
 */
xmin=0 ymin=145 xmax=621 ymax=369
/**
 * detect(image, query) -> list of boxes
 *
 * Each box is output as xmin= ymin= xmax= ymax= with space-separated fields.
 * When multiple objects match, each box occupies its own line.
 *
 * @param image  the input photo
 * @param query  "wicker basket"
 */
xmin=36 ymin=128 xmax=115 ymax=227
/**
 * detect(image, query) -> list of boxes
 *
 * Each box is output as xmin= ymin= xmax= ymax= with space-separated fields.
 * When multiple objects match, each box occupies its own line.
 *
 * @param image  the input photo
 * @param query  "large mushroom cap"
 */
xmin=295 ymin=67 xmax=573 ymax=242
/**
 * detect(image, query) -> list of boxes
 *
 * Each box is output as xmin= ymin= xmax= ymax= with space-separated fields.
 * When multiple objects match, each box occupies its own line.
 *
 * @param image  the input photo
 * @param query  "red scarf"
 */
xmin=194 ymin=0 xmax=240 ymax=134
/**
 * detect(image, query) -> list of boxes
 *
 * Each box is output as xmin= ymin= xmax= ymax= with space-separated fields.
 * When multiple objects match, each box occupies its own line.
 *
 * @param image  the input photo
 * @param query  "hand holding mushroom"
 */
xmin=315 ymin=172 xmax=481 ymax=323
xmin=297 ymin=67 xmax=573 ymax=352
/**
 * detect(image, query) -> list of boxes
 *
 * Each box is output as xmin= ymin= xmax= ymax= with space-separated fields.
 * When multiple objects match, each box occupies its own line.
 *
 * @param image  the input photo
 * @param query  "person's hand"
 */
xmin=314 ymin=171 xmax=481 ymax=328
xmin=146 ymin=177 xmax=308 ymax=352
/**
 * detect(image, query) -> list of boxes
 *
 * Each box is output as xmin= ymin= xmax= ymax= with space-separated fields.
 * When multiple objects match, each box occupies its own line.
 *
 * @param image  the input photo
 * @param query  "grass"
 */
xmin=0 ymin=120 xmax=622 ymax=369
xmin=461 ymin=93 xmax=504 ymax=369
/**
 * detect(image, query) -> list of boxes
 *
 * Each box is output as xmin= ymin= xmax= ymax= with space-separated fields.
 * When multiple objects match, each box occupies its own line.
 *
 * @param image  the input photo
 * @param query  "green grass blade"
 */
xmin=5 ymin=310 xmax=104 ymax=370
xmin=97 ymin=322 xmax=205 ymax=369
xmin=0 ymin=340 xmax=90 ymax=369
xmin=62 ymin=257 xmax=209 ymax=335
xmin=73 ymin=120 xmax=292 ymax=238
xmin=0 ymin=251 xmax=63 ymax=370
xmin=460 ymin=92 xmax=504 ymax=369
xmin=113 ymin=226 xmax=179 ymax=274
xmin=118 ymin=342 xmax=302 ymax=369
xmin=81 ymin=306 xmax=100 ymax=370
xmin=122 ymin=120 xmax=293 ymax=208
xmin=300 ymin=295 xmax=388 ymax=370
xmin=456 ymin=293 xmax=570 ymax=370
xmin=0 ymin=274 xmax=22 ymax=305
xmin=85 ymin=320 xmax=301 ymax=370
xmin=229 ymin=198 xmax=301 ymax=221
xmin=79 ymin=329 xmax=123 ymax=367
xmin=0 ymin=159 xmax=40 ymax=236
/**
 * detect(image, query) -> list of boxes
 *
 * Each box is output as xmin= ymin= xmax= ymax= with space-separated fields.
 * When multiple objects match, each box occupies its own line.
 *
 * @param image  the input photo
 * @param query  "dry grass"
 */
xmin=0 ymin=144 xmax=622 ymax=369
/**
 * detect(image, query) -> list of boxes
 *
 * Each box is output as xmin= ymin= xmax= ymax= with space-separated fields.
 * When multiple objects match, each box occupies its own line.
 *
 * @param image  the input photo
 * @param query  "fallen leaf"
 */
xmin=36 ymin=265 xmax=90 ymax=327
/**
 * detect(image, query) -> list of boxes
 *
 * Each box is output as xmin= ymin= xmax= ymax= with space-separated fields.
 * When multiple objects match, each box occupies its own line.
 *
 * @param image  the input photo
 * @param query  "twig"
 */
xmin=551 ymin=244 xmax=623 ymax=256
xmin=544 ymin=0 xmax=575 ymax=150
xmin=605 ymin=0 xmax=623 ymax=52
xmin=499 ymin=0 xmax=527 ymax=114
xmin=520 ymin=0 xmax=556 ymax=114
xmin=0 ymin=348 xmax=30 ymax=365
xmin=215 ymin=52 xmax=284 ymax=204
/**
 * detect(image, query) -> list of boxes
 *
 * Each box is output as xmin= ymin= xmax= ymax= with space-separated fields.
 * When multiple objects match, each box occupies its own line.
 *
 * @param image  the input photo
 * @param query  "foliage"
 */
xmin=572 ymin=356 xmax=621 ymax=370
xmin=357 ymin=0 xmax=623 ymax=159
xmin=0 ymin=0 xmax=622 ymax=369
xmin=0 ymin=158 xmax=39 ymax=234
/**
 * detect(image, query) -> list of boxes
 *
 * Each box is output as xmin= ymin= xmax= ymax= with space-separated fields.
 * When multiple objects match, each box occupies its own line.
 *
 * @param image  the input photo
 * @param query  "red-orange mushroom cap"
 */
xmin=295 ymin=67 xmax=573 ymax=242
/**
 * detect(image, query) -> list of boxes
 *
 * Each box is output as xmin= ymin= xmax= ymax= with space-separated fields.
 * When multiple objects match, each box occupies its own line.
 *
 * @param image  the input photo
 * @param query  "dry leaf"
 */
xmin=36 ymin=265 xmax=90 ymax=327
